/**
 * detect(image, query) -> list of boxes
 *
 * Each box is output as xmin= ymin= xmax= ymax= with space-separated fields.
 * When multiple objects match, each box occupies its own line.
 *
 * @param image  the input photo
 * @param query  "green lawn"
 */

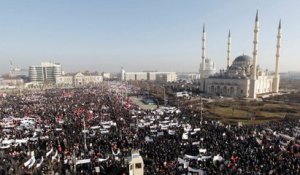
xmin=212 ymin=107 xmax=249 ymax=118
xmin=207 ymin=106 xmax=294 ymax=125
xmin=220 ymin=119 xmax=264 ymax=125
xmin=259 ymin=111 xmax=286 ymax=118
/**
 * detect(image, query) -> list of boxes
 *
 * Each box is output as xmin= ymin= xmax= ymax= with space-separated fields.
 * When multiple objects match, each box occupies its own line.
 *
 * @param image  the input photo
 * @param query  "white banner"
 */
xmin=46 ymin=148 xmax=53 ymax=157
xmin=279 ymin=133 xmax=295 ymax=141
xmin=52 ymin=151 xmax=58 ymax=161
xmin=184 ymin=128 xmax=192 ymax=132
xmin=112 ymin=148 xmax=120 ymax=156
xmin=213 ymin=155 xmax=223 ymax=162
xmin=188 ymin=167 xmax=204 ymax=175
xmin=169 ymin=123 xmax=179 ymax=127
xmin=160 ymin=121 xmax=170 ymax=124
xmin=194 ymin=128 xmax=201 ymax=132
xmin=157 ymin=132 xmax=164 ymax=136
xmin=150 ymin=125 xmax=157 ymax=129
xmin=82 ymin=130 xmax=89 ymax=133
xmin=256 ymin=138 xmax=262 ymax=145
xmin=168 ymin=130 xmax=175 ymax=135
xmin=64 ymin=159 xmax=69 ymax=164
xmin=144 ymin=122 xmax=151 ymax=126
xmin=36 ymin=157 xmax=44 ymax=168
xmin=0 ymin=145 xmax=10 ymax=149
xmin=1 ymin=139 xmax=14 ymax=145
xmin=29 ymin=137 xmax=38 ymax=141
xmin=100 ymin=130 xmax=109 ymax=134
xmin=103 ymin=125 xmax=111 ymax=129
xmin=178 ymin=157 xmax=187 ymax=164
xmin=24 ymin=157 xmax=34 ymax=167
xmin=15 ymin=139 xmax=28 ymax=144
xmin=161 ymin=126 xmax=169 ymax=130
xmin=35 ymin=128 xmax=43 ymax=132
xmin=28 ymin=157 xmax=36 ymax=169
xmin=76 ymin=159 xmax=91 ymax=165
xmin=199 ymin=149 xmax=207 ymax=153
xmin=184 ymin=154 xmax=199 ymax=160
xmin=91 ymin=126 xmax=101 ymax=129
xmin=182 ymin=133 xmax=189 ymax=140
xmin=145 ymin=136 xmax=154 ymax=142
xmin=178 ymin=157 xmax=189 ymax=168
xmin=191 ymin=132 xmax=197 ymax=135
xmin=192 ymin=141 xmax=200 ymax=145
xmin=98 ymin=157 xmax=109 ymax=162
xmin=198 ymin=155 xmax=212 ymax=161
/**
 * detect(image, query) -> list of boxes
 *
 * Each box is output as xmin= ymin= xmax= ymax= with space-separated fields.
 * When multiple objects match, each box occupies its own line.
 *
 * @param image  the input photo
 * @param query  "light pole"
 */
xmin=83 ymin=118 xmax=87 ymax=150
xmin=121 ymin=90 xmax=123 ymax=105
xmin=163 ymin=86 xmax=167 ymax=106
xmin=125 ymin=80 xmax=128 ymax=100
xmin=232 ymin=104 xmax=235 ymax=118
xmin=200 ymin=97 xmax=203 ymax=124
xmin=72 ymin=149 xmax=76 ymax=174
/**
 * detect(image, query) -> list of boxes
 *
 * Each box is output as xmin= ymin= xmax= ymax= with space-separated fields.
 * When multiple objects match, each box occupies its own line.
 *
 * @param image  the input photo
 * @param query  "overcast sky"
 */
xmin=0 ymin=0 xmax=299 ymax=74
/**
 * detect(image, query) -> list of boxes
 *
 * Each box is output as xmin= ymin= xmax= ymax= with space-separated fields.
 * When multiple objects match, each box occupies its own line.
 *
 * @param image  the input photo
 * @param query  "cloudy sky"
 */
xmin=0 ymin=0 xmax=299 ymax=74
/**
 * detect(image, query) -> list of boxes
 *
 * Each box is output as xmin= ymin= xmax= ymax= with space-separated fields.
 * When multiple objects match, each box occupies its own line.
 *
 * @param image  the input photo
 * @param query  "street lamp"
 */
xmin=200 ymin=97 xmax=203 ymax=125
xmin=83 ymin=117 xmax=87 ymax=150
xmin=125 ymin=80 xmax=128 ymax=100
xmin=163 ymin=86 xmax=167 ymax=106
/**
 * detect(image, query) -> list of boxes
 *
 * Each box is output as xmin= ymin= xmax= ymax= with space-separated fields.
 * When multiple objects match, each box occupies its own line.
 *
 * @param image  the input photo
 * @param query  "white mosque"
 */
xmin=199 ymin=11 xmax=282 ymax=99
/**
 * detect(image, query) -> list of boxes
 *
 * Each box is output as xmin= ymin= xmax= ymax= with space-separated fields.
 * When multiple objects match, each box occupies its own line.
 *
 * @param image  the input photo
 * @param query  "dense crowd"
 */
xmin=0 ymin=84 xmax=300 ymax=175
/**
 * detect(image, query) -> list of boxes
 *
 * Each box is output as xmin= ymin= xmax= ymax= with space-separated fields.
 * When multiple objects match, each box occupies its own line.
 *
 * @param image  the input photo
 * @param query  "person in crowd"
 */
xmin=0 ymin=85 xmax=300 ymax=174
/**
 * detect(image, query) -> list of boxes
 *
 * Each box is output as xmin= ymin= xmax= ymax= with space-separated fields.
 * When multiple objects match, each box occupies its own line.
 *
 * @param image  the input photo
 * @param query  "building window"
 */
xmin=130 ymin=165 xmax=133 ymax=170
xmin=136 ymin=163 xmax=142 ymax=169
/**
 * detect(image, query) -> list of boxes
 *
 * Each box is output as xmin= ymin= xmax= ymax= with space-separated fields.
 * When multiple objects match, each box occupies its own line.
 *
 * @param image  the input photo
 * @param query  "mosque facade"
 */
xmin=199 ymin=11 xmax=282 ymax=99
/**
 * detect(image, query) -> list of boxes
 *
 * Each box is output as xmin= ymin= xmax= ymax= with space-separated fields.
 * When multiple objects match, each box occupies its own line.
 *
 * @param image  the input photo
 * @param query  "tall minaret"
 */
xmin=200 ymin=24 xmax=206 ymax=91
xmin=250 ymin=10 xmax=259 ymax=98
xmin=227 ymin=30 xmax=231 ymax=68
xmin=200 ymin=24 xmax=206 ymax=78
xmin=252 ymin=11 xmax=259 ymax=80
xmin=273 ymin=20 xmax=282 ymax=93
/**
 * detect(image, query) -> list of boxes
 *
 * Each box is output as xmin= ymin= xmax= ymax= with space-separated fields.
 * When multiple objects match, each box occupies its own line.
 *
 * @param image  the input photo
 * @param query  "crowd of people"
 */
xmin=0 ymin=84 xmax=300 ymax=175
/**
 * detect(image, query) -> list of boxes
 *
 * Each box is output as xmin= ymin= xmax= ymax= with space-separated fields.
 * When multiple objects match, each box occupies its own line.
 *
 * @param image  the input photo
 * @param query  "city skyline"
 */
xmin=0 ymin=0 xmax=299 ymax=74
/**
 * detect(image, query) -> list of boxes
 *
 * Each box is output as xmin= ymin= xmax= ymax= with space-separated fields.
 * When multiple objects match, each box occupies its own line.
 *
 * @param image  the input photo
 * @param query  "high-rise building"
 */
xmin=29 ymin=62 xmax=62 ymax=84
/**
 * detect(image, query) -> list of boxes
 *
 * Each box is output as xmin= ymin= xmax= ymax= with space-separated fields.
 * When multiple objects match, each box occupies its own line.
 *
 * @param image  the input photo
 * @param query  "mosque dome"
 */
xmin=231 ymin=54 xmax=252 ymax=68
xmin=234 ymin=55 xmax=252 ymax=62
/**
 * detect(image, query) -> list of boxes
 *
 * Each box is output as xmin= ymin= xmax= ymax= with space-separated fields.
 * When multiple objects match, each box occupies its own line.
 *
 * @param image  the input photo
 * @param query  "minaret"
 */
xmin=249 ymin=10 xmax=259 ymax=98
xmin=227 ymin=30 xmax=231 ymax=68
xmin=200 ymin=24 xmax=206 ymax=91
xmin=200 ymin=24 xmax=206 ymax=78
xmin=273 ymin=20 xmax=282 ymax=93
xmin=252 ymin=11 xmax=259 ymax=80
